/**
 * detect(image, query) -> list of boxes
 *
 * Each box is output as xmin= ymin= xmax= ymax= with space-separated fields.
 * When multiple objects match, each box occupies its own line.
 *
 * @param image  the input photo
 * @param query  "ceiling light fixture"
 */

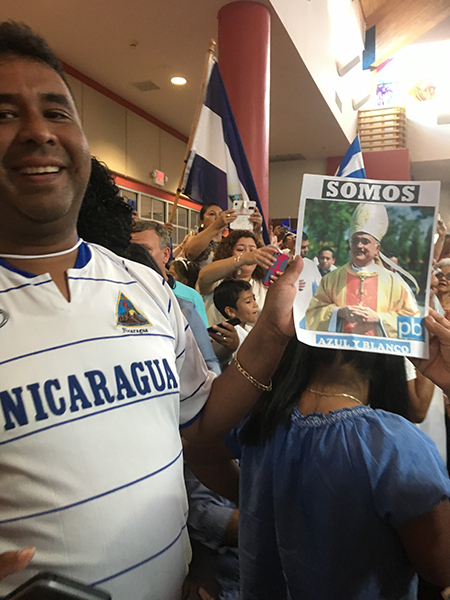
xmin=171 ymin=76 xmax=187 ymax=86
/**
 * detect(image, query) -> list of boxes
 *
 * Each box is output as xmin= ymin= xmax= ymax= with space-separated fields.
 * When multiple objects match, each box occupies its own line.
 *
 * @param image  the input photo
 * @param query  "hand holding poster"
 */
xmin=294 ymin=175 xmax=440 ymax=359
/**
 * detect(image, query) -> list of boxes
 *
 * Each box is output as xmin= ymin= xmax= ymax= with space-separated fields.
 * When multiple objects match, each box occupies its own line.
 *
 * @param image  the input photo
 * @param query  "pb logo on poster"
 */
xmin=397 ymin=316 xmax=425 ymax=341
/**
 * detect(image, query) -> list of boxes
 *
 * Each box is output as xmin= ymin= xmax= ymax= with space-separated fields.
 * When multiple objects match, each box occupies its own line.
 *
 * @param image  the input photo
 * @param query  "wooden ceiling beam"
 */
xmin=362 ymin=0 xmax=450 ymax=67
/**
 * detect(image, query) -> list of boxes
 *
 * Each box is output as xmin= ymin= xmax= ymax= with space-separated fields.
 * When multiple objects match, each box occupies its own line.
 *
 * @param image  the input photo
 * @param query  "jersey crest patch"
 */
xmin=116 ymin=292 xmax=152 ymax=328
xmin=0 ymin=309 xmax=8 ymax=329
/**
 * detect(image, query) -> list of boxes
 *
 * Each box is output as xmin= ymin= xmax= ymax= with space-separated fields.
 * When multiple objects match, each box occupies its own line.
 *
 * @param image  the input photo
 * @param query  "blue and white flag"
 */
xmin=336 ymin=135 xmax=366 ymax=178
xmin=281 ymin=218 xmax=296 ymax=234
xmin=182 ymin=58 xmax=269 ymax=243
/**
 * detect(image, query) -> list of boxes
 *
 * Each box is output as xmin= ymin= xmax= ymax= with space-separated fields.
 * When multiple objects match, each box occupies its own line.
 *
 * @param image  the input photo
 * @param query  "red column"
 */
xmin=218 ymin=2 xmax=271 ymax=222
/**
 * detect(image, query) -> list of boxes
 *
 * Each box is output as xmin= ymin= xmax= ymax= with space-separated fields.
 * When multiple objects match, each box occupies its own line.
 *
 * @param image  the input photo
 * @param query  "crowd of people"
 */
xmin=0 ymin=19 xmax=449 ymax=600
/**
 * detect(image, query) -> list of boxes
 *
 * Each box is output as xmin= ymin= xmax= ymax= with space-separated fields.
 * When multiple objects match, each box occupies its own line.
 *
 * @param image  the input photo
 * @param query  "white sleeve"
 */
xmin=404 ymin=357 xmax=417 ymax=382
xmin=177 ymin=323 xmax=216 ymax=428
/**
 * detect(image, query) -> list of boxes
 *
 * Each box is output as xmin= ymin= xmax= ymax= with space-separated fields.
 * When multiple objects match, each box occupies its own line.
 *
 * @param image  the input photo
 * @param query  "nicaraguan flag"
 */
xmin=281 ymin=218 xmax=296 ymax=234
xmin=182 ymin=58 xmax=269 ymax=243
xmin=336 ymin=135 xmax=366 ymax=178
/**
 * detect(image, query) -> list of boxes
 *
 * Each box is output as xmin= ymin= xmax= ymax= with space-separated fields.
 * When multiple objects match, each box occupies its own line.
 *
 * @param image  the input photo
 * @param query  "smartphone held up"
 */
xmin=263 ymin=248 xmax=289 ymax=286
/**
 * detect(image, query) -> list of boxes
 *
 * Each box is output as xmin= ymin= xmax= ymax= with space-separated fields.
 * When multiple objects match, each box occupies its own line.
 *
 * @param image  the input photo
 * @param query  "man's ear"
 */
xmin=224 ymin=306 xmax=236 ymax=319
xmin=163 ymin=247 xmax=171 ymax=266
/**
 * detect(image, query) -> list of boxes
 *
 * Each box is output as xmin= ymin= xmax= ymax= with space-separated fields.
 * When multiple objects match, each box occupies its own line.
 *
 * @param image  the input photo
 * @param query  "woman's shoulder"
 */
xmin=291 ymin=405 xmax=439 ymax=456
xmin=194 ymin=240 xmax=219 ymax=267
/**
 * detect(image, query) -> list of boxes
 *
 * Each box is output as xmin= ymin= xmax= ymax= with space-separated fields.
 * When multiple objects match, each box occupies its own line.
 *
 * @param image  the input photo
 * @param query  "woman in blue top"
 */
xmin=222 ymin=342 xmax=450 ymax=600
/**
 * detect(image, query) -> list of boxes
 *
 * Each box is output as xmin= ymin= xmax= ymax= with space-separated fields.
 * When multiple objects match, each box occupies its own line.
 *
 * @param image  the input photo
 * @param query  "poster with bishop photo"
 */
xmin=294 ymin=174 xmax=440 ymax=359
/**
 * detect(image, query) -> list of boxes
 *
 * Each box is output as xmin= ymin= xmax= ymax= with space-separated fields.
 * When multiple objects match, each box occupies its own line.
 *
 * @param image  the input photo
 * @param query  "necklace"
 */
xmin=306 ymin=388 xmax=363 ymax=405
xmin=0 ymin=238 xmax=83 ymax=260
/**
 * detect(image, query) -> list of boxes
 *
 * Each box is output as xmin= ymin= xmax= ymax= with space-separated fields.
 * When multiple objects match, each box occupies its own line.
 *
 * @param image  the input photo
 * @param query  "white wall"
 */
xmin=66 ymin=73 xmax=187 ymax=195
xmin=269 ymin=0 xmax=364 ymax=143
xmin=269 ymin=159 xmax=327 ymax=219
xmin=408 ymin=118 xmax=450 ymax=163
xmin=67 ymin=71 xmax=326 ymax=220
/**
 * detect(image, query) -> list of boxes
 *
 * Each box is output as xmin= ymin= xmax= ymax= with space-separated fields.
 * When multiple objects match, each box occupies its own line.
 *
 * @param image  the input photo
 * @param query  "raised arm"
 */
xmin=434 ymin=217 xmax=447 ymax=261
xmin=197 ymin=246 xmax=275 ymax=296
xmin=249 ymin=207 xmax=263 ymax=244
xmin=183 ymin=256 xmax=303 ymax=447
xmin=413 ymin=309 xmax=450 ymax=397
xmin=407 ymin=369 xmax=435 ymax=423
xmin=185 ymin=210 xmax=237 ymax=261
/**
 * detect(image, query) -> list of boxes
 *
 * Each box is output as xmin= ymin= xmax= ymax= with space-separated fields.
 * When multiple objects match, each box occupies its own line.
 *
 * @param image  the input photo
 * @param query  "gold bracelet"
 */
xmin=233 ymin=353 xmax=273 ymax=392
xmin=233 ymin=253 xmax=242 ymax=266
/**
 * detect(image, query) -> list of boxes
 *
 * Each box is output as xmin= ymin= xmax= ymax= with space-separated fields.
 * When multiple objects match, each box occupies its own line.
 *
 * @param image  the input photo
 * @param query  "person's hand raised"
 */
xmin=241 ymin=246 xmax=276 ymax=271
xmin=413 ymin=309 xmax=450 ymax=395
xmin=215 ymin=209 xmax=237 ymax=230
xmin=164 ymin=222 xmax=174 ymax=236
xmin=437 ymin=216 xmax=447 ymax=238
xmin=249 ymin=207 xmax=263 ymax=234
xmin=255 ymin=255 xmax=303 ymax=341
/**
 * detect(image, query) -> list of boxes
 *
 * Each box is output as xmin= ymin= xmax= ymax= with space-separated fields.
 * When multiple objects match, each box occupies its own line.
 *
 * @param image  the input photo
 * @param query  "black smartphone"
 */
xmin=5 ymin=572 xmax=111 ymax=600
xmin=207 ymin=317 xmax=240 ymax=334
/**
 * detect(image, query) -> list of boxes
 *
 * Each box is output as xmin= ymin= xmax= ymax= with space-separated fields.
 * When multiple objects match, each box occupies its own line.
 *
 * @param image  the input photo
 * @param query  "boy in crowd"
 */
xmin=209 ymin=280 xmax=259 ymax=367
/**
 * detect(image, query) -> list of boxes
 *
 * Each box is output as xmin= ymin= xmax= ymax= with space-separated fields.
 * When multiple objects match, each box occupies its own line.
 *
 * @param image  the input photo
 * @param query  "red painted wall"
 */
xmin=327 ymin=149 xmax=411 ymax=181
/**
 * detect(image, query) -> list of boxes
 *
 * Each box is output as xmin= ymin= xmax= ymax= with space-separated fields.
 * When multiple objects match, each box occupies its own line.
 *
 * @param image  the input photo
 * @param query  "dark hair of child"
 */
xmin=170 ymin=259 xmax=200 ymax=289
xmin=213 ymin=279 xmax=252 ymax=319
xmin=240 ymin=339 xmax=410 ymax=446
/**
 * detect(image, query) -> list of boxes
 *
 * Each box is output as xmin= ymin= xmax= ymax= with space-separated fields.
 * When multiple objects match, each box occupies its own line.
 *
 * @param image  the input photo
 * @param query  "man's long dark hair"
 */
xmin=240 ymin=339 xmax=410 ymax=446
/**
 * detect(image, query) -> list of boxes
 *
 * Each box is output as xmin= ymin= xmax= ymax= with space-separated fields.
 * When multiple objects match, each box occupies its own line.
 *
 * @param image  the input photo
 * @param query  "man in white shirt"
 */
xmin=0 ymin=21 xmax=301 ymax=599
xmin=317 ymin=246 xmax=337 ymax=277
xmin=297 ymin=232 xmax=322 ymax=310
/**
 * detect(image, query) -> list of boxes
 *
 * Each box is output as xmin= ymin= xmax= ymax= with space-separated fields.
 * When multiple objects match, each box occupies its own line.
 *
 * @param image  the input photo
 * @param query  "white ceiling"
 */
xmin=0 ymin=0 xmax=448 ymax=177
xmin=0 ymin=0 xmax=349 ymax=161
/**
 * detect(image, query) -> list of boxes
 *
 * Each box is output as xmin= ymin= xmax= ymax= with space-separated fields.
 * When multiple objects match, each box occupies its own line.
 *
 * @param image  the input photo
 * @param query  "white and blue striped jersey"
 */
xmin=0 ymin=242 xmax=215 ymax=599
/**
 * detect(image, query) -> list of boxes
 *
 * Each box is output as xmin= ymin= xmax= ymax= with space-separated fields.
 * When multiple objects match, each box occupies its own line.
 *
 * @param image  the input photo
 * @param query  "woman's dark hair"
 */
xmin=199 ymin=203 xmax=221 ymax=222
xmin=240 ymin=339 xmax=410 ymax=446
xmin=198 ymin=204 xmax=222 ymax=232
xmin=169 ymin=259 xmax=200 ymax=289
xmin=213 ymin=229 xmax=265 ymax=281
xmin=77 ymin=157 xmax=133 ymax=256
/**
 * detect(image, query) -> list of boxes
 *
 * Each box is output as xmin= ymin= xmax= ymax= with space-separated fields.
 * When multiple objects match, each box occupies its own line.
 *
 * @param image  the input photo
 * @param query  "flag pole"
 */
xmin=168 ymin=39 xmax=217 ymax=224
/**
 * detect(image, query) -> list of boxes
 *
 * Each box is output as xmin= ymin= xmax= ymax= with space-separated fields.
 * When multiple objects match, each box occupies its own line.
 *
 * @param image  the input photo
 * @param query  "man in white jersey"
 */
xmin=0 ymin=22 xmax=303 ymax=599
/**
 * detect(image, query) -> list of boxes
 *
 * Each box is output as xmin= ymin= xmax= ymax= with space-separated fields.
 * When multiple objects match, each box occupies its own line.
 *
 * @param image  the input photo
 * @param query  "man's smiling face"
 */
xmin=0 ymin=56 xmax=90 ymax=243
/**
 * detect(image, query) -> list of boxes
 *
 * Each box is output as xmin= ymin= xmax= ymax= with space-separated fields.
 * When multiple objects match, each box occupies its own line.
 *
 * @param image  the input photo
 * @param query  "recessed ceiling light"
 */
xmin=171 ymin=77 xmax=187 ymax=86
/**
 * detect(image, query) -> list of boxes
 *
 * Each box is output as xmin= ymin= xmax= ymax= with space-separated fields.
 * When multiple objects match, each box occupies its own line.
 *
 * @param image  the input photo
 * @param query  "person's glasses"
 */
xmin=435 ymin=271 xmax=450 ymax=280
